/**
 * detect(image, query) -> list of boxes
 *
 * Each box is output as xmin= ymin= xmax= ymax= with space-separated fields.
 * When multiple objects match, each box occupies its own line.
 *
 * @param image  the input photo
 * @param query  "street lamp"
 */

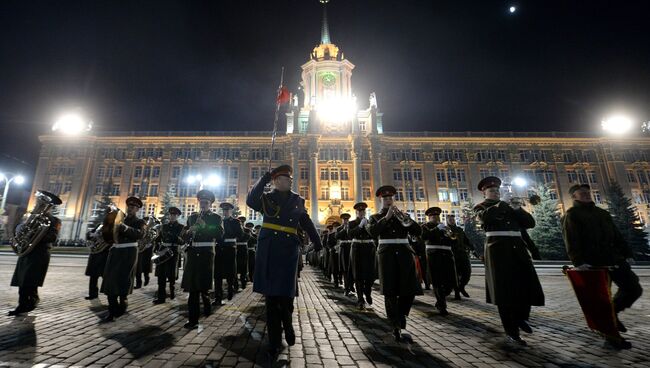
xmin=0 ymin=173 xmax=25 ymax=215
xmin=186 ymin=173 xmax=222 ymax=191
xmin=602 ymin=115 xmax=634 ymax=135
xmin=513 ymin=176 xmax=528 ymax=188
xmin=52 ymin=111 xmax=93 ymax=135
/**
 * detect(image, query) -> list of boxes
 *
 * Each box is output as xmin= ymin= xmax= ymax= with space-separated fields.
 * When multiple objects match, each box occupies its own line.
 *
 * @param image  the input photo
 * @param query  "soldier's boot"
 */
xmin=169 ymin=284 xmax=176 ymax=300
xmin=117 ymin=296 xmax=128 ymax=317
xmin=434 ymin=289 xmax=448 ymax=316
xmin=144 ymin=274 xmax=150 ymax=286
xmin=605 ymin=336 xmax=632 ymax=350
xmin=135 ymin=275 xmax=142 ymax=289
xmin=86 ymin=277 xmax=99 ymax=300
xmin=227 ymin=280 xmax=234 ymax=300
xmin=454 ymin=288 xmax=462 ymax=300
xmin=460 ymin=286 xmax=470 ymax=298
xmin=202 ymin=293 xmax=212 ymax=316
xmin=241 ymin=274 xmax=247 ymax=289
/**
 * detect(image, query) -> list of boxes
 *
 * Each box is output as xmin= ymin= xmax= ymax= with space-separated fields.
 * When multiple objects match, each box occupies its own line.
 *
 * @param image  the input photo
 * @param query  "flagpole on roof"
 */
xmin=269 ymin=67 xmax=286 ymax=172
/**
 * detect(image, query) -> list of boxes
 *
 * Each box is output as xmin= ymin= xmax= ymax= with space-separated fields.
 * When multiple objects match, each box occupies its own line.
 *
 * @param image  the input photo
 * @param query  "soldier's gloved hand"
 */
xmin=575 ymin=263 xmax=592 ymax=271
xmin=626 ymin=257 xmax=636 ymax=265
xmin=436 ymin=223 xmax=446 ymax=231
xmin=262 ymin=171 xmax=273 ymax=183
xmin=360 ymin=218 xmax=368 ymax=227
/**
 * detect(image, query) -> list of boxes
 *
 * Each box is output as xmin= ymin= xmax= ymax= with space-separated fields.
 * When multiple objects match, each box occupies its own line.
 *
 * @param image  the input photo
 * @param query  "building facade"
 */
xmin=29 ymin=3 xmax=650 ymax=240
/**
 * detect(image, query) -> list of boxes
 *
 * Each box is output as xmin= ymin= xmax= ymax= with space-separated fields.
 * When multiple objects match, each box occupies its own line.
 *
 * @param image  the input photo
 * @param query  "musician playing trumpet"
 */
xmin=180 ymin=189 xmax=223 ymax=329
xmin=152 ymin=206 xmax=185 ymax=304
xmin=366 ymin=185 xmax=422 ymax=342
xmin=421 ymin=207 xmax=458 ymax=316
xmin=100 ymin=197 xmax=145 ymax=322
xmin=473 ymin=176 xmax=544 ymax=346
xmin=9 ymin=190 xmax=62 ymax=316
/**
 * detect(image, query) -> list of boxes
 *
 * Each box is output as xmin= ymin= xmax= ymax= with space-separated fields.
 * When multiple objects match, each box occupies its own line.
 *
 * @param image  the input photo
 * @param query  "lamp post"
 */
xmin=0 ymin=173 xmax=25 ymax=215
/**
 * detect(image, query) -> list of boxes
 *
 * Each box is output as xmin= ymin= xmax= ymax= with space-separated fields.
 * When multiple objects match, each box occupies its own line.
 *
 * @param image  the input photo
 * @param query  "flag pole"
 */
xmin=268 ymin=67 xmax=285 ymax=172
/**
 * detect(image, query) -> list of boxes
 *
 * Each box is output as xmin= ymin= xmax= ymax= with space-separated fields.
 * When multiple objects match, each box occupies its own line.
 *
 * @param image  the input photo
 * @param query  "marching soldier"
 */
xmin=84 ymin=225 xmax=110 ymax=300
xmin=347 ymin=202 xmax=377 ymax=309
xmin=152 ymin=207 xmax=184 ymax=304
xmin=410 ymin=233 xmax=429 ymax=291
xmin=214 ymin=202 xmax=241 ymax=305
xmin=421 ymin=207 xmax=458 ymax=315
xmin=246 ymin=165 xmax=321 ymax=358
xmin=181 ymin=189 xmax=223 ymax=329
xmin=9 ymin=190 xmax=62 ymax=316
xmin=474 ymin=176 xmax=544 ymax=346
xmin=562 ymin=183 xmax=643 ymax=349
xmin=321 ymin=228 xmax=330 ymax=277
xmin=100 ymin=197 xmax=145 ymax=322
xmin=244 ymin=222 xmax=257 ymax=283
xmin=447 ymin=214 xmax=476 ymax=299
xmin=336 ymin=213 xmax=355 ymax=296
xmin=135 ymin=216 xmax=156 ymax=289
xmin=235 ymin=216 xmax=250 ymax=290
xmin=328 ymin=222 xmax=341 ymax=287
xmin=367 ymin=185 xmax=423 ymax=342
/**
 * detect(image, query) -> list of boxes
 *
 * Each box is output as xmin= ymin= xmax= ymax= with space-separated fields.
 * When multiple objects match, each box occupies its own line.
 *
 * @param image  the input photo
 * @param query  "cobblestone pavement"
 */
xmin=0 ymin=253 xmax=648 ymax=368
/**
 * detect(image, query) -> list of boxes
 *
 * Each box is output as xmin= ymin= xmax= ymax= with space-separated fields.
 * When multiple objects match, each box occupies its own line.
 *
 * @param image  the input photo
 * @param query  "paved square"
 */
xmin=0 ymin=254 xmax=648 ymax=368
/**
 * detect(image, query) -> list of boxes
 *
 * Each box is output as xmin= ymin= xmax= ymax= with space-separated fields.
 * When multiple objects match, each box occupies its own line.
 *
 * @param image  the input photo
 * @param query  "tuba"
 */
xmin=138 ymin=216 xmax=161 ymax=252
xmin=11 ymin=190 xmax=62 ymax=257
xmin=102 ymin=205 xmax=126 ymax=244
xmin=87 ymin=224 xmax=111 ymax=254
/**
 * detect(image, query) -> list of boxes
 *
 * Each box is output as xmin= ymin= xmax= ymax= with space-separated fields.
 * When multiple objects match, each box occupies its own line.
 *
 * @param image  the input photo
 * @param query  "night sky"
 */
xmin=1 ymin=0 xmax=650 ymax=170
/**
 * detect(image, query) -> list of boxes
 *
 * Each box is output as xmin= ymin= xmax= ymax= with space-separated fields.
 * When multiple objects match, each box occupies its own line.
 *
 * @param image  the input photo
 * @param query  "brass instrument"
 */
xmin=441 ymin=224 xmax=458 ymax=240
xmin=180 ymin=210 xmax=207 ymax=252
xmin=11 ymin=190 xmax=62 ymax=257
xmin=138 ymin=216 xmax=161 ymax=253
xmin=102 ymin=206 xmax=125 ymax=244
xmin=87 ymin=224 xmax=111 ymax=254
xmin=508 ymin=194 xmax=541 ymax=208
xmin=392 ymin=206 xmax=413 ymax=227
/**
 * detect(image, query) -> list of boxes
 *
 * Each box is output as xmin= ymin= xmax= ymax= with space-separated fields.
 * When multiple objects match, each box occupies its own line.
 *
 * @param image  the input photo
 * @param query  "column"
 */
xmin=310 ymin=151 xmax=319 ymax=223
xmin=370 ymin=138 xmax=383 ymax=212
xmin=352 ymin=138 xmax=362 ymax=203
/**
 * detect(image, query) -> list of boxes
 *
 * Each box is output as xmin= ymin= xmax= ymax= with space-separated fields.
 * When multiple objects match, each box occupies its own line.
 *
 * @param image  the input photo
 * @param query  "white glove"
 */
xmin=626 ymin=258 xmax=636 ymax=265
xmin=360 ymin=218 xmax=368 ymax=227
xmin=437 ymin=223 xmax=446 ymax=231
xmin=575 ymin=263 xmax=592 ymax=271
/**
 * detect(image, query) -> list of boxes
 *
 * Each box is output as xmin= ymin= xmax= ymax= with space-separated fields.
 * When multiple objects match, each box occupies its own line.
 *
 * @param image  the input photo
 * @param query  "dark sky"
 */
xmin=2 ymin=0 xmax=650 ymax=170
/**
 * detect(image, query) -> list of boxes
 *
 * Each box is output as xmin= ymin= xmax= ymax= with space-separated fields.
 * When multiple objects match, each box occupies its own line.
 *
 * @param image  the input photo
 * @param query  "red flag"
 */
xmin=414 ymin=256 xmax=423 ymax=283
xmin=565 ymin=268 xmax=620 ymax=339
xmin=276 ymin=86 xmax=290 ymax=105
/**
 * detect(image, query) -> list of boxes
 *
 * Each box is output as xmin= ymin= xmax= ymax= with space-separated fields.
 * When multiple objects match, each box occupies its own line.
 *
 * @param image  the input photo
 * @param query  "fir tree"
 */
xmin=159 ymin=188 xmax=178 ymax=224
xmin=529 ymin=184 xmax=566 ymax=260
xmin=462 ymin=197 xmax=485 ymax=256
xmin=606 ymin=181 xmax=650 ymax=260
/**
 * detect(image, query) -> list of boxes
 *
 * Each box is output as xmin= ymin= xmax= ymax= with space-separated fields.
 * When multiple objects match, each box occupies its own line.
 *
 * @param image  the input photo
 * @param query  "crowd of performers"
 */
xmin=7 ymin=166 xmax=643 ymax=356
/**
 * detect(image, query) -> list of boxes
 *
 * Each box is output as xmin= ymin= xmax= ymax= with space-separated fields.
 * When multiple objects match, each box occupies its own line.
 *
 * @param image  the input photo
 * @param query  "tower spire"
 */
xmin=320 ymin=0 xmax=331 ymax=44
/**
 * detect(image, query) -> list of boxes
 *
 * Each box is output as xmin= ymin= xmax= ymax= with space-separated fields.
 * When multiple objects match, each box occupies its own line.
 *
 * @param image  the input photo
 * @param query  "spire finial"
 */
xmin=320 ymin=0 xmax=331 ymax=44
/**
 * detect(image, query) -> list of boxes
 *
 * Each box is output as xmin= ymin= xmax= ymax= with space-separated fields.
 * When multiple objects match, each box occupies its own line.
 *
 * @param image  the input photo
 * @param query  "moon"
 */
xmin=509 ymin=6 xmax=517 ymax=14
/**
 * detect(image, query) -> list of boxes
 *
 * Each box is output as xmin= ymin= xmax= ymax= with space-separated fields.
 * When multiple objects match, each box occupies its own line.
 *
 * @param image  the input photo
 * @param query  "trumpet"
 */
xmin=180 ymin=210 xmax=207 ymax=251
xmin=507 ymin=194 xmax=541 ymax=208
xmin=391 ymin=206 xmax=413 ymax=227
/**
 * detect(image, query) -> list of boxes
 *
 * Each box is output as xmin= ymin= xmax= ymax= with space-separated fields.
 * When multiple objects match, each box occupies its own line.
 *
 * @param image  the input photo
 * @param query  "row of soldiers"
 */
xmin=308 ymin=202 xmax=478 ymax=316
xmin=82 ymin=193 xmax=261 ymax=326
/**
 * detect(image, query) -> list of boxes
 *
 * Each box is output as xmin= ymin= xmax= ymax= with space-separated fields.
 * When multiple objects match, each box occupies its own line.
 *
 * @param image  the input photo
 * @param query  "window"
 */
xmin=341 ymin=168 xmax=349 ymax=181
xmin=111 ymin=184 xmax=121 ymax=196
xmin=359 ymin=120 xmax=367 ymax=132
xmin=184 ymin=204 xmax=196 ymax=218
xmin=361 ymin=168 xmax=370 ymax=181
xmin=143 ymin=166 xmax=151 ymax=178
xmin=459 ymin=189 xmax=469 ymax=201
xmin=132 ymin=184 xmax=140 ymax=196
xmin=247 ymin=208 xmax=260 ymax=221
xmin=320 ymin=187 xmax=329 ymax=200
xmin=96 ymin=167 xmax=105 ymax=180
xmin=251 ymin=148 xmax=270 ymax=160
xmin=592 ymin=190 xmax=602 ymax=204
xmin=251 ymin=167 xmax=260 ymax=180
xmin=299 ymin=148 xmax=309 ymax=160
xmin=395 ymin=188 xmax=404 ymax=202
xmin=300 ymin=186 xmax=309 ymax=199
xmin=300 ymin=167 xmax=309 ymax=180
xmin=549 ymin=189 xmax=558 ymax=200
xmin=172 ymin=167 xmax=181 ymax=179
xmin=134 ymin=166 xmax=142 ymax=178
xmin=114 ymin=166 xmax=122 ymax=177
xmin=341 ymin=187 xmax=350 ymax=200
xmin=146 ymin=203 xmax=156 ymax=216
xmin=413 ymin=168 xmax=422 ymax=181
xmin=438 ymin=188 xmax=449 ymax=202
xmin=627 ymin=170 xmax=636 ymax=183
xmin=362 ymin=187 xmax=371 ymax=201
xmin=149 ymin=185 xmax=158 ymax=197
xmin=405 ymin=188 xmax=414 ymax=202
xmin=567 ymin=171 xmax=578 ymax=184
xmin=230 ymin=167 xmax=239 ymax=179
xmin=330 ymin=169 xmax=339 ymax=181
xmin=393 ymin=169 xmax=402 ymax=181
xmin=587 ymin=170 xmax=598 ymax=183
xmin=94 ymin=183 xmax=103 ymax=195
xmin=227 ymin=185 xmax=237 ymax=197
xmin=637 ymin=170 xmax=648 ymax=184
xmin=320 ymin=168 xmax=328 ymax=180
xmin=91 ymin=202 xmax=102 ymax=217
xmin=63 ymin=182 xmax=72 ymax=194
xmin=457 ymin=169 xmax=466 ymax=182
xmin=416 ymin=187 xmax=425 ymax=201
xmin=436 ymin=170 xmax=446 ymax=182
xmin=415 ymin=210 xmax=426 ymax=224
xmin=152 ymin=167 xmax=160 ymax=178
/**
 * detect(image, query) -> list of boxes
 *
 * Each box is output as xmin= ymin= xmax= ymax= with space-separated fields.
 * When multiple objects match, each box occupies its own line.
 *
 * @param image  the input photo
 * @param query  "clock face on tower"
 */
xmin=321 ymin=73 xmax=336 ymax=88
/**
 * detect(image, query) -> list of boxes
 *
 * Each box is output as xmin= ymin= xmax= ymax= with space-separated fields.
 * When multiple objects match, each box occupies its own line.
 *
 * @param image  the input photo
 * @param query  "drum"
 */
xmin=152 ymin=247 xmax=173 ymax=265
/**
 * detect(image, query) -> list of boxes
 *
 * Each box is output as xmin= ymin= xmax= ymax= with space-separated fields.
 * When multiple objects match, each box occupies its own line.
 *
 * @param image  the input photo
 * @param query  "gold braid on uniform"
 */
xmin=261 ymin=194 xmax=281 ymax=218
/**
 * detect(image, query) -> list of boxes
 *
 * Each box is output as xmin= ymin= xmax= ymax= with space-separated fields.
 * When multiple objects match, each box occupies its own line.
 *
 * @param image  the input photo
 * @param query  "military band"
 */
xmin=8 ymin=171 xmax=646 ymax=355
xmin=134 ymin=216 xmax=155 ymax=289
xmin=100 ymin=196 xmax=146 ymax=322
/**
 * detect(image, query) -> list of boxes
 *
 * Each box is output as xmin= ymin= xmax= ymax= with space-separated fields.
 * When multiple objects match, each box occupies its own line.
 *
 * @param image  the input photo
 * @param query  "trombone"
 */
xmin=391 ymin=206 xmax=414 ymax=227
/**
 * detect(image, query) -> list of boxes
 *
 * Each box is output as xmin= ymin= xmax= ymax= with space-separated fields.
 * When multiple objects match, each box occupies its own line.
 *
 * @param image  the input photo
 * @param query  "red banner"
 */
xmin=565 ymin=268 xmax=620 ymax=339
xmin=414 ymin=256 xmax=423 ymax=283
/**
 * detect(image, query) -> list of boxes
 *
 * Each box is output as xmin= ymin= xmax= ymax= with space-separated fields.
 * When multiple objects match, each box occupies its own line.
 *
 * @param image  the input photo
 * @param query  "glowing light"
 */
xmin=205 ymin=174 xmax=222 ymax=187
xmin=14 ymin=176 xmax=25 ymax=185
xmin=509 ymin=6 xmax=516 ymax=13
xmin=330 ymin=183 xmax=341 ymax=200
xmin=316 ymin=97 xmax=357 ymax=125
xmin=186 ymin=176 xmax=196 ymax=184
xmin=52 ymin=113 xmax=92 ymax=135
xmin=513 ymin=177 xmax=527 ymax=188
xmin=602 ymin=115 xmax=634 ymax=135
